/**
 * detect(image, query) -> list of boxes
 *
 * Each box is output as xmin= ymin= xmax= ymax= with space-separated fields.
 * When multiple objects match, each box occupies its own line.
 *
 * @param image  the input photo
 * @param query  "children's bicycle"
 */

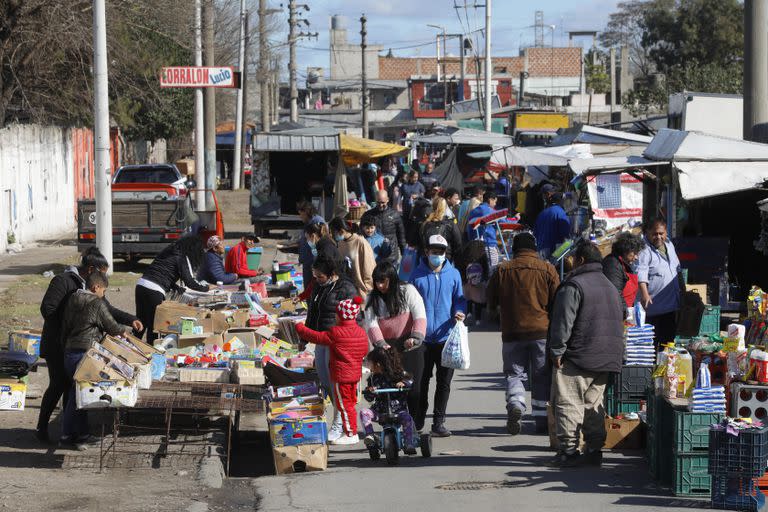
xmin=367 ymin=388 xmax=432 ymax=465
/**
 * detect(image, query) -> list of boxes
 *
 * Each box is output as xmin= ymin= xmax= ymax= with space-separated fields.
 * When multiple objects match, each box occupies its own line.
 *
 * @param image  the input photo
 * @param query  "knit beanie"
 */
xmin=337 ymin=296 xmax=364 ymax=320
xmin=513 ymin=232 xmax=537 ymax=252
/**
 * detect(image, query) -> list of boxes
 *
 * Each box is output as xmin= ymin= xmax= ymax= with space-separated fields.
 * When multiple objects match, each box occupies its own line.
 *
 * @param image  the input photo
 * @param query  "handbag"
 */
xmin=441 ymin=320 xmax=470 ymax=370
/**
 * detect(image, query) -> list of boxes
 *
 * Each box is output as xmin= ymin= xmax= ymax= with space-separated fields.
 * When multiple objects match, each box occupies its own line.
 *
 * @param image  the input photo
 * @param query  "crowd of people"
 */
xmin=35 ymin=154 xmax=687 ymax=466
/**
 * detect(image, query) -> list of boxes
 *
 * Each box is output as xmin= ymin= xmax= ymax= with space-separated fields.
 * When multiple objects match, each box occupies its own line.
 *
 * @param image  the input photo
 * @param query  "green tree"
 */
xmin=584 ymin=49 xmax=611 ymax=94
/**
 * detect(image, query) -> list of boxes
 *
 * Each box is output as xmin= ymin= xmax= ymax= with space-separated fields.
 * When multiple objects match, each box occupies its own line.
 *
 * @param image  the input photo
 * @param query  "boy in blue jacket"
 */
xmin=361 ymin=217 xmax=392 ymax=263
xmin=466 ymin=190 xmax=501 ymax=270
xmin=410 ymin=234 xmax=467 ymax=437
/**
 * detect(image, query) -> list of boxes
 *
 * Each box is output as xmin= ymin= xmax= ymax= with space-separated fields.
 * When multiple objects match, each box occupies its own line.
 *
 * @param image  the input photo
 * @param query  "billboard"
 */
xmin=159 ymin=66 xmax=236 ymax=88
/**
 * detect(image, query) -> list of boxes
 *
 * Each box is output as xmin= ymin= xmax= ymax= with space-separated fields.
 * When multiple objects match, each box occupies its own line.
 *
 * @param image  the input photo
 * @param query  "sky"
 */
xmin=277 ymin=0 xmax=624 ymax=79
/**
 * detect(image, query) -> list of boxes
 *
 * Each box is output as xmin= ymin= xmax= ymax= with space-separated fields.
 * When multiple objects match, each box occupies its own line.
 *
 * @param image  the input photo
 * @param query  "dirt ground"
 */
xmin=0 ymin=190 xmax=297 ymax=511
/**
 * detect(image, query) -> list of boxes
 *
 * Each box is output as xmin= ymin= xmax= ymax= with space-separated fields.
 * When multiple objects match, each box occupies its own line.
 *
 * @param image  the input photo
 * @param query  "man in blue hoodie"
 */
xmin=534 ymin=185 xmax=571 ymax=260
xmin=410 ymin=234 xmax=467 ymax=437
xmin=466 ymin=190 xmax=501 ymax=269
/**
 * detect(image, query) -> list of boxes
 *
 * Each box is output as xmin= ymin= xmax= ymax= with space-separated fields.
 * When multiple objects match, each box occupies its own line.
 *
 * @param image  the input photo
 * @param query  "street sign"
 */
xmin=159 ymin=66 xmax=236 ymax=88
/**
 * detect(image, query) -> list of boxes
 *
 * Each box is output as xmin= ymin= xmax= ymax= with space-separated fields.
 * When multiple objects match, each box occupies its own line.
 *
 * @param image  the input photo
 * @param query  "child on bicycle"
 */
xmin=360 ymin=346 xmax=417 ymax=454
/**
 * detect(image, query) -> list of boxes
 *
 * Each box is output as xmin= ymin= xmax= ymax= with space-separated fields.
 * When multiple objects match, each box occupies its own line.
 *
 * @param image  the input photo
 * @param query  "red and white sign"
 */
xmin=159 ymin=66 xmax=236 ymax=88
xmin=587 ymin=173 xmax=644 ymax=229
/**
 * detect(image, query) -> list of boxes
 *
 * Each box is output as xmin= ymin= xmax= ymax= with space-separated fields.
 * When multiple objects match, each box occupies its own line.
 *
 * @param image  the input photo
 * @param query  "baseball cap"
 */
xmin=541 ymin=183 xmax=556 ymax=196
xmin=427 ymin=234 xmax=449 ymax=249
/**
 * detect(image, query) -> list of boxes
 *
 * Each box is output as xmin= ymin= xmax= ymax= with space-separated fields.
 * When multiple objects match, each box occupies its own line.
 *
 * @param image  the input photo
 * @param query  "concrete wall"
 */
xmin=0 ymin=124 xmax=77 ymax=252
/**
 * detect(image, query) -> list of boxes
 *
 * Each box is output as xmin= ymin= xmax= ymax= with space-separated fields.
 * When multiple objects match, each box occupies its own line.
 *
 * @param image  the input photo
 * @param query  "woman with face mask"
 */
xmin=297 ymin=223 xmax=341 ymax=301
xmin=303 ymin=255 xmax=357 ymax=442
xmin=602 ymin=231 xmax=646 ymax=308
xmin=329 ymin=217 xmax=376 ymax=299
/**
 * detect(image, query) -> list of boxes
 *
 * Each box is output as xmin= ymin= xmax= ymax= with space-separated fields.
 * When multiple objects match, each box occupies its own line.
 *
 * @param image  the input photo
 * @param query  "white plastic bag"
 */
xmin=441 ymin=320 xmax=470 ymax=370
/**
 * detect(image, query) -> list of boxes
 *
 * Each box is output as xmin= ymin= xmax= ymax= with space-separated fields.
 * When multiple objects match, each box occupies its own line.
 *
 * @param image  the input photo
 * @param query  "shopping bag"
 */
xmin=398 ymin=246 xmax=418 ymax=281
xmin=441 ymin=320 xmax=470 ymax=370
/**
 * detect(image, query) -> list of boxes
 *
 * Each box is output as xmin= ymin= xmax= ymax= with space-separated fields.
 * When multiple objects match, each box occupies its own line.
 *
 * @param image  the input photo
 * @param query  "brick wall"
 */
xmin=378 ymin=47 xmax=582 ymax=80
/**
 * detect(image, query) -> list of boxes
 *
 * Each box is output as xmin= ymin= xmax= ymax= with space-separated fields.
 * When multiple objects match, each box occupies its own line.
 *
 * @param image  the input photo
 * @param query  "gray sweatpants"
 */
xmin=551 ymin=361 xmax=608 ymax=454
xmin=502 ymin=340 xmax=549 ymax=427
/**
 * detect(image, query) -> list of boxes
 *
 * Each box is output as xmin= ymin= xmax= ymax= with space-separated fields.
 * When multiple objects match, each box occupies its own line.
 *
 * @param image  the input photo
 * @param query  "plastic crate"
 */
xmin=709 ymin=426 xmax=768 ymax=477
xmin=711 ymin=475 xmax=766 ymax=512
xmin=674 ymin=453 xmax=712 ymax=496
xmin=604 ymin=389 xmax=616 ymax=417
xmin=615 ymin=365 xmax=654 ymax=402
xmin=674 ymin=410 xmax=723 ymax=453
xmin=647 ymin=389 xmax=662 ymax=433
xmin=617 ymin=401 xmax=642 ymax=414
xmin=699 ymin=305 xmax=721 ymax=336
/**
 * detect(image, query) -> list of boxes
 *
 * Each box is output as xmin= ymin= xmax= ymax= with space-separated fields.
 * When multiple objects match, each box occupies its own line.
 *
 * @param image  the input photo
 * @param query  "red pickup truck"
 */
xmin=77 ymin=183 xmax=224 ymax=263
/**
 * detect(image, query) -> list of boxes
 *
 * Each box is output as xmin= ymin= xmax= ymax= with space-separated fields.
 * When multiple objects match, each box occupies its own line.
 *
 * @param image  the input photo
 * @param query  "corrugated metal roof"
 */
xmin=252 ymin=132 xmax=340 ymax=152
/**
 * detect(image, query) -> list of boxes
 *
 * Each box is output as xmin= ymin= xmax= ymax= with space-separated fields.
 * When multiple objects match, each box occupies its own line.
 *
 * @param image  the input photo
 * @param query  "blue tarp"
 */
xmin=216 ymin=129 xmax=254 ymax=146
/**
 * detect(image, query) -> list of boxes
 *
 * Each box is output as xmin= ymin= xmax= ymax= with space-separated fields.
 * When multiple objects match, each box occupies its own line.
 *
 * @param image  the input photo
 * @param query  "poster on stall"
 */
xmin=586 ymin=173 xmax=643 ymax=230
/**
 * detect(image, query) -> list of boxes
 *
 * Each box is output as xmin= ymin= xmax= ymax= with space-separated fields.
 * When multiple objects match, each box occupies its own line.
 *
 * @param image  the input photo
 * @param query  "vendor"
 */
xmin=224 ymin=234 xmax=259 ymax=278
xmin=637 ymin=218 xmax=682 ymax=349
xmin=603 ymin=232 xmax=645 ymax=307
xmin=534 ymin=185 xmax=571 ymax=260
xmin=135 ymin=235 xmax=211 ymax=342
xmin=198 ymin=236 xmax=238 ymax=285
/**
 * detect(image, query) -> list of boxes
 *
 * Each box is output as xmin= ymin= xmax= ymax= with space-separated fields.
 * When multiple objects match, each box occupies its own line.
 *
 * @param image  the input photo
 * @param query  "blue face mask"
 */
xmin=629 ymin=260 xmax=639 ymax=273
xmin=334 ymin=235 xmax=344 ymax=242
xmin=310 ymin=247 xmax=318 ymax=257
xmin=428 ymin=254 xmax=446 ymax=268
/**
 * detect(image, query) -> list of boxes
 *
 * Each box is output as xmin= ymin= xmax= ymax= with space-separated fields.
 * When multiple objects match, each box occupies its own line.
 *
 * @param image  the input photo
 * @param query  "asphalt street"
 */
xmin=252 ymin=327 xmax=712 ymax=512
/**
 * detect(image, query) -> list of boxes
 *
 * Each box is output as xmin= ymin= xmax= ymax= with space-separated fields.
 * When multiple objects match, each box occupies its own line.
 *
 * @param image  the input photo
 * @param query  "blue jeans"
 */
xmin=62 ymin=350 xmax=88 ymax=439
xmin=314 ymin=345 xmax=331 ymax=397
xmin=502 ymin=340 xmax=550 ymax=427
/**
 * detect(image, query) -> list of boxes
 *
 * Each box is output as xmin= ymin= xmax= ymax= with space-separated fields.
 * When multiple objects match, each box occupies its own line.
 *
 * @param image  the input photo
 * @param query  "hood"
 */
xmin=65 ymin=266 xmax=86 ymax=287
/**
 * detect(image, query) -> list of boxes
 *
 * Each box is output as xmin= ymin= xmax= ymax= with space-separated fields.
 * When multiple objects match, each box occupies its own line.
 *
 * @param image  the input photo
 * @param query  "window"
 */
xmin=115 ymin=167 xmax=179 ymax=184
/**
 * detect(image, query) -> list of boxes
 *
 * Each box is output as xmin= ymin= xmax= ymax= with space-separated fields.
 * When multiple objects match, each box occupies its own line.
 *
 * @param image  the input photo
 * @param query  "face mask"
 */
xmin=629 ymin=260 xmax=639 ymax=273
xmin=310 ymin=247 xmax=318 ymax=257
xmin=334 ymin=235 xmax=344 ymax=242
xmin=428 ymin=254 xmax=446 ymax=268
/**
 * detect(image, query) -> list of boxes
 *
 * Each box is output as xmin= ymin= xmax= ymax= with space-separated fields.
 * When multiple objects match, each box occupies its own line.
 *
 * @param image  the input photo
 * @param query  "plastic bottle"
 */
xmin=272 ymin=259 xmax=279 ymax=273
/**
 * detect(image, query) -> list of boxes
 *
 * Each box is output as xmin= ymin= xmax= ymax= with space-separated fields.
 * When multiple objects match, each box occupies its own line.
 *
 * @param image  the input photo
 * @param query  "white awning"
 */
xmin=646 ymin=128 xmax=768 ymax=161
xmin=490 ymin=145 xmax=569 ymax=167
xmin=568 ymin=156 xmax=667 ymax=176
xmin=675 ymin=161 xmax=768 ymax=200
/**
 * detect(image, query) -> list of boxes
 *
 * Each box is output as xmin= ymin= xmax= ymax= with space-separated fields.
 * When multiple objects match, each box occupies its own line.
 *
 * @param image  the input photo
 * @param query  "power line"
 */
xmin=298 ymin=40 xmax=436 ymax=52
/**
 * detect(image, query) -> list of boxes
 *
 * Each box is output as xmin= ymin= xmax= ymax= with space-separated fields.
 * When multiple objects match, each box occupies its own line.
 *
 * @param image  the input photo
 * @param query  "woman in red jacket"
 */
xmin=296 ymin=296 xmax=369 ymax=446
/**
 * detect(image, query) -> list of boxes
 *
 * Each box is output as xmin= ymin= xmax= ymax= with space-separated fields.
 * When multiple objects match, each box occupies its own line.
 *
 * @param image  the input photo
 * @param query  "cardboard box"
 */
xmin=8 ymin=329 xmax=42 ymax=357
xmin=154 ymin=301 xmax=250 ymax=334
xmin=0 ymin=379 xmax=26 ymax=410
xmin=153 ymin=301 xmax=207 ymax=333
xmin=177 ymin=333 xmax=222 ymax=349
xmin=269 ymin=397 xmax=325 ymax=416
xmin=75 ymin=380 xmax=138 ymax=409
xmin=74 ymin=348 xmax=135 ymax=382
xmin=686 ymin=284 xmax=708 ymax=304
xmin=223 ymin=328 xmax=260 ymax=351
xmin=272 ymin=382 xmax=319 ymax=399
xmin=261 ymin=297 xmax=298 ymax=316
xmin=101 ymin=336 xmax=151 ymax=365
xmin=178 ymin=367 xmax=231 ymax=383
xmin=273 ymin=443 xmax=328 ymax=475
xmin=233 ymin=365 xmax=265 ymax=385
xmin=269 ymin=415 xmax=328 ymax=447
xmin=604 ymin=417 xmax=644 ymax=450
xmin=210 ymin=310 xmax=250 ymax=333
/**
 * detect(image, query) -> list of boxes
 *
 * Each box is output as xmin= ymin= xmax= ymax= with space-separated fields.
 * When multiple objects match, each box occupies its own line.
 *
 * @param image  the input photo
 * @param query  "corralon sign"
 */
xmin=159 ymin=66 xmax=236 ymax=88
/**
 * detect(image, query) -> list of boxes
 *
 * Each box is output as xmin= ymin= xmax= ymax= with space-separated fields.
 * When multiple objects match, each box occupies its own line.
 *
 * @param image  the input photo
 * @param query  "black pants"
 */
xmin=399 ymin=344 xmax=425 ymax=425
xmin=37 ymin=355 xmax=70 ymax=431
xmin=648 ymin=311 xmax=678 ymax=351
xmin=135 ymin=285 xmax=165 ymax=343
xmin=416 ymin=342 xmax=455 ymax=430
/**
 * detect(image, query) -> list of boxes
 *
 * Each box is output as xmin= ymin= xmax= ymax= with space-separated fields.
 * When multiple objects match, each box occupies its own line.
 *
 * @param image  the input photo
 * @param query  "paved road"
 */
xmin=253 ymin=328 xmax=711 ymax=512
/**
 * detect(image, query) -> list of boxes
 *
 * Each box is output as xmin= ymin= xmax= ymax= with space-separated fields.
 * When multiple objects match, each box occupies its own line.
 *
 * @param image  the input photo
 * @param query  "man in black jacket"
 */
xmin=37 ymin=248 xmax=141 ymax=443
xmin=360 ymin=190 xmax=406 ymax=262
xmin=549 ymin=243 xmax=624 ymax=468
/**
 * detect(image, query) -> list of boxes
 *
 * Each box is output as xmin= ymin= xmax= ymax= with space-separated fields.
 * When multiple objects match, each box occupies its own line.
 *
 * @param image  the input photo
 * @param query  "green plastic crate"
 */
xmin=616 ymin=401 xmax=642 ymax=414
xmin=673 ymin=410 xmax=723 ymax=453
xmin=673 ymin=453 xmax=712 ymax=496
xmin=698 ymin=305 xmax=721 ymax=336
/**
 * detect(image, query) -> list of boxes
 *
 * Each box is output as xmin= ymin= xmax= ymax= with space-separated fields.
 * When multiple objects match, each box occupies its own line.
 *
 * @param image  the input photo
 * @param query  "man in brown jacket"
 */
xmin=487 ymin=232 xmax=560 ymax=435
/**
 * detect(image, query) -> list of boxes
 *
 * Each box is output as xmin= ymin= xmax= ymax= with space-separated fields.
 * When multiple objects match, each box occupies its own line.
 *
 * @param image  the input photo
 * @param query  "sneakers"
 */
xmin=550 ymin=451 xmax=583 ymax=468
xmin=430 ymin=424 xmax=452 ymax=438
xmin=363 ymin=434 xmax=378 ymax=448
xmin=403 ymin=445 xmax=417 ymax=455
xmin=59 ymin=434 xmax=96 ymax=451
xmin=328 ymin=419 xmax=343 ymax=443
xmin=584 ymin=449 xmax=603 ymax=467
xmin=35 ymin=428 xmax=50 ymax=444
xmin=506 ymin=407 xmax=523 ymax=436
xmin=331 ymin=434 xmax=360 ymax=446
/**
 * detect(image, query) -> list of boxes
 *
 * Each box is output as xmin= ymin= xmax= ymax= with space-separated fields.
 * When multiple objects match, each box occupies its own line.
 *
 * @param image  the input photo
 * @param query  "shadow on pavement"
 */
xmin=613 ymin=496 xmax=710 ymax=508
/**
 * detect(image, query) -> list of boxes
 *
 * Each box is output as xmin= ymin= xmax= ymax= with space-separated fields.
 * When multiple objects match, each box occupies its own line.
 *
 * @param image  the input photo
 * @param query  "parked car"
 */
xmin=113 ymin=164 xmax=191 ymax=196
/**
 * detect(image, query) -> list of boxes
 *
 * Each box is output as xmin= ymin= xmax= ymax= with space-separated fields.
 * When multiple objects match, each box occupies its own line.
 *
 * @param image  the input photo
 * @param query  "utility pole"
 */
xmin=288 ymin=0 xmax=298 ymax=122
xmin=459 ymin=36 xmax=466 ymax=103
xmin=203 ymin=0 xmax=217 ymax=199
xmin=744 ymin=0 xmax=768 ymax=142
xmin=232 ymin=0 xmax=246 ymax=190
xmin=194 ymin=0 xmax=205 ymax=209
xmin=92 ymin=0 xmax=113 ymax=269
xmin=360 ymin=15 xmax=369 ymax=138
xmin=609 ymin=47 xmax=616 ymax=119
xmin=240 ymin=11 xmax=250 ymax=189
xmin=259 ymin=0 xmax=270 ymax=132
xmin=271 ymin=57 xmax=280 ymax=125
xmin=484 ymin=0 xmax=492 ymax=131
